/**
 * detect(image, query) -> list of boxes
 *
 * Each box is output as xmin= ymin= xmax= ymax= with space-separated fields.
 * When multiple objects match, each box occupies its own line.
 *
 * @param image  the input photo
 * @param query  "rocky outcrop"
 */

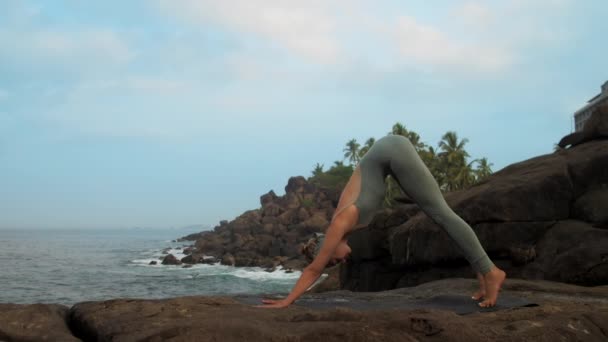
xmin=161 ymin=254 xmax=182 ymax=265
xmin=3 ymin=279 xmax=608 ymax=341
xmin=179 ymin=176 xmax=341 ymax=270
xmin=559 ymin=103 xmax=608 ymax=148
xmin=343 ymin=140 xmax=608 ymax=291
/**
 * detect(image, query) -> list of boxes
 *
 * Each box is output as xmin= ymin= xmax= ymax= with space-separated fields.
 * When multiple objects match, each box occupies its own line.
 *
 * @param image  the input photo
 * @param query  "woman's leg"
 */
xmin=387 ymin=136 xmax=493 ymax=274
xmin=385 ymin=135 xmax=505 ymax=306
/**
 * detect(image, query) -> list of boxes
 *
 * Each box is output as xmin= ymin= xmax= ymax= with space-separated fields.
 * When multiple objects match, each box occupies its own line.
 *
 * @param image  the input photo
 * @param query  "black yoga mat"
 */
xmin=237 ymin=294 xmax=538 ymax=315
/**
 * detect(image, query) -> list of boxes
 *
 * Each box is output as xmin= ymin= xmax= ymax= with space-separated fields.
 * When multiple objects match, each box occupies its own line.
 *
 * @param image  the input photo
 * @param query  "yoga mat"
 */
xmin=237 ymin=294 xmax=538 ymax=315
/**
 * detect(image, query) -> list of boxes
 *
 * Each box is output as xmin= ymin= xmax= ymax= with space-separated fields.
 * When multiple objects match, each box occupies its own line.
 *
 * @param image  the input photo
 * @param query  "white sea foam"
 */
xmin=130 ymin=245 xmax=305 ymax=285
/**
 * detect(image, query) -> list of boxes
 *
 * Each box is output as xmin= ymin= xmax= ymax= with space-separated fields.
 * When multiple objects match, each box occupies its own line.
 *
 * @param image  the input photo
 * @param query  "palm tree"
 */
xmin=343 ymin=138 xmax=361 ymax=165
xmin=311 ymin=163 xmax=324 ymax=178
xmin=453 ymin=160 xmax=477 ymax=190
xmin=390 ymin=122 xmax=408 ymax=136
xmin=474 ymin=158 xmax=493 ymax=181
xmin=390 ymin=122 xmax=425 ymax=151
xmin=358 ymin=137 xmax=375 ymax=158
xmin=333 ymin=160 xmax=345 ymax=168
xmin=438 ymin=131 xmax=471 ymax=192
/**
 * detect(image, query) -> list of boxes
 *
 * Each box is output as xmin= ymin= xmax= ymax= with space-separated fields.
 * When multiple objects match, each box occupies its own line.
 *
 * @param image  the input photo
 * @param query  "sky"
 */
xmin=1 ymin=0 xmax=607 ymax=229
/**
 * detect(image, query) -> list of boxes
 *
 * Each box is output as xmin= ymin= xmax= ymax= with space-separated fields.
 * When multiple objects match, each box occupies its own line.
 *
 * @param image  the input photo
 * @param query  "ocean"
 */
xmin=0 ymin=228 xmax=301 ymax=306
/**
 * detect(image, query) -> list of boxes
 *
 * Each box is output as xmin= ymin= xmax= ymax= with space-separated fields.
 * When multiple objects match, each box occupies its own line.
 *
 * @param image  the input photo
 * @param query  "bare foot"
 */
xmin=479 ymin=267 xmax=506 ymax=308
xmin=471 ymin=273 xmax=486 ymax=300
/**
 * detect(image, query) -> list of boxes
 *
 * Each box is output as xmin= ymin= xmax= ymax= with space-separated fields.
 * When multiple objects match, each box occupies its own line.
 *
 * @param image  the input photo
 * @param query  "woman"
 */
xmin=259 ymin=134 xmax=506 ymax=309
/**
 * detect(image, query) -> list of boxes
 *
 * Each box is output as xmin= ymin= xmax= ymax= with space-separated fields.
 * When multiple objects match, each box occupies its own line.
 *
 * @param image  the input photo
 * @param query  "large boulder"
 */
xmin=572 ymin=187 xmax=608 ymax=226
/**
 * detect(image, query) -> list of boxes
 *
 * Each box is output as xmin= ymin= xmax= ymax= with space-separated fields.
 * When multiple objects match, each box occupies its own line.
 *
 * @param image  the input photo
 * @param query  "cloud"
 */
xmin=156 ymin=0 xmax=340 ymax=64
xmin=156 ymin=0 xmax=574 ymax=75
xmin=392 ymin=15 xmax=513 ymax=73
xmin=0 ymin=29 xmax=135 ymax=69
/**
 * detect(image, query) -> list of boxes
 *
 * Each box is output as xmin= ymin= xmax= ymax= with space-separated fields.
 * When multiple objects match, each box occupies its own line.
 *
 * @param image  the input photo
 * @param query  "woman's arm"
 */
xmin=257 ymin=209 xmax=354 ymax=308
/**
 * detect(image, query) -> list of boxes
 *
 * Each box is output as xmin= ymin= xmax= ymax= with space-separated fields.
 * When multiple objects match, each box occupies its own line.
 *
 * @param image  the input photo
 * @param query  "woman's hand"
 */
xmin=256 ymin=298 xmax=291 ymax=309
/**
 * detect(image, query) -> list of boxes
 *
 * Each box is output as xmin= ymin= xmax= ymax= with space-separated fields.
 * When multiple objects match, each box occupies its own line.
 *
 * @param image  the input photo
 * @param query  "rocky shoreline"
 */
xmin=2 ymin=278 xmax=607 ymax=341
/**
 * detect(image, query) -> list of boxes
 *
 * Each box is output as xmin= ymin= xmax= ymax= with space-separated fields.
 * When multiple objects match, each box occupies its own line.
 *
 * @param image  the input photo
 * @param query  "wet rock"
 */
xmin=181 ymin=253 xmax=204 ymax=264
xmin=201 ymin=257 xmax=217 ymax=265
xmin=161 ymin=254 xmax=182 ymax=265
xmin=221 ymin=253 xmax=236 ymax=266
xmin=149 ymin=261 xmax=157 ymax=265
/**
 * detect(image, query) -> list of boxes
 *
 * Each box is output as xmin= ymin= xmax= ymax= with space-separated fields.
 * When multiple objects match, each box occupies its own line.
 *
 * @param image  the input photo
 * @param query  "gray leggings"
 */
xmin=343 ymin=135 xmax=494 ymax=274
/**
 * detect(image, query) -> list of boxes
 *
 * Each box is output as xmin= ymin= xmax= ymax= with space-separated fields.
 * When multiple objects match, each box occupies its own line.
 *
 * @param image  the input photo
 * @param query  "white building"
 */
xmin=574 ymin=81 xmax=608 ymax=131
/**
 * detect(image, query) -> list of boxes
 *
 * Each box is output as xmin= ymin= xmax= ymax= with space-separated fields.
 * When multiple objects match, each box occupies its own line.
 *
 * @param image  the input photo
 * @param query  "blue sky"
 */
xmin=1 ymin=0 xmax=606 ymax=229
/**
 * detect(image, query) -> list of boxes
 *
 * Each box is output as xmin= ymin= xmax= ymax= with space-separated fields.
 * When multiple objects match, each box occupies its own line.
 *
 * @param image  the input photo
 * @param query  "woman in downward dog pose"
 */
xmin=259 ymin=134 xmax=506 ymax=309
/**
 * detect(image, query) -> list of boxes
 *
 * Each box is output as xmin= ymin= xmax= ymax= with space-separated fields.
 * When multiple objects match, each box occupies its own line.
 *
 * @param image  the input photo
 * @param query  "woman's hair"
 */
xmin=301 ymin=233 xmax=325 ymax=264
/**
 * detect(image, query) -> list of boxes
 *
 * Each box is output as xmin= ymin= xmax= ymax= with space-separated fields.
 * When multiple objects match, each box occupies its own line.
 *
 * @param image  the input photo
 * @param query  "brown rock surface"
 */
xmin=2 ymin=279 xmax=607 ymax=341
xmin=0 ymin=279 xmax=598 ymax=342
xmin=0 ymin=303 xmax=79 ymax=342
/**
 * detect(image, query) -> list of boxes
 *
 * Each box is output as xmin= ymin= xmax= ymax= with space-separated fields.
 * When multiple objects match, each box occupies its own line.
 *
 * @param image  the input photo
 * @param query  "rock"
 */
xmin=181 ymin=253 xmax=204 ymax=264
xmin=161 ymin=248 xmax=171 ymax=255
xmin=558 ymin=103 xmax=608 ymax=148
xmin=260 ymin=190 xmax=278 ymax=206
xmin=161 ymin=254 xmax=182 ymax=265
xmin=573 ymin=187 xmax=608 ymax=225
xmin=63 ymin=279 xmax=608 ymax=342
xmin=201 ymin=257 xmax=217 ymax=265
xmin=282 ymin=193 xmax=301 ymax=209
xmin=282 ymin=258 xmax=307 ymax=270
xmin=310 ymin=265 xmax=341 ymax=293
xmin=221 ymin=253 xmax=236 ymax=266
xmin=0 ymin=303 xmax=79 ymax=341
xmin=195 ymin=234 xmax=224 ymax=257
xmin=177 ymin=231 xmax=205 ymax=241
xmin=531 ymin=220 xmax=608 ymax=285
xmin=262 ymin=203 xmax=283 ymax=217
xmin=149 ymin=261 xmax=157 ymax=265
xmin=296 ymin=207 xmax=311 ymax=221
xmin=284 ymin=176 xmax=307 ymax=194
xmin=300 ymin=212 xmax=329 ymax=231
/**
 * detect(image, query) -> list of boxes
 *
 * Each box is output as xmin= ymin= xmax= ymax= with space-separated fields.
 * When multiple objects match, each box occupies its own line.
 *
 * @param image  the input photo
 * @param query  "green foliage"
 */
xmin=308 ymin=160 xmax=354 ymax=190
